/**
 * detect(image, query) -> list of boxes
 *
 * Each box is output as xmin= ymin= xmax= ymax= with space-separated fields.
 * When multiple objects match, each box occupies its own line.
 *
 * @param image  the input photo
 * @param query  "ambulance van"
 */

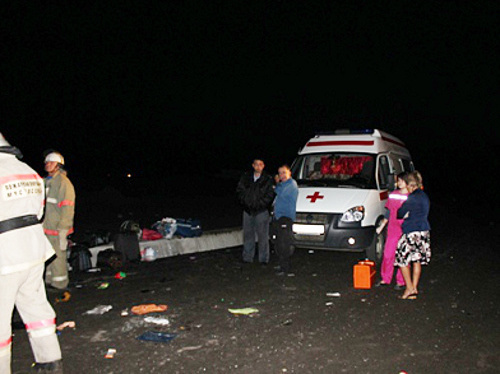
xmin=290 ymin=129 xmax=414 ymax=262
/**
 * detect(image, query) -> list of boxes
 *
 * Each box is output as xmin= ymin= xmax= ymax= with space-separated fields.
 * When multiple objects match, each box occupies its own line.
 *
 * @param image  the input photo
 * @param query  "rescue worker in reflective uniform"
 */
xmin=0 ymin=134 xmax=63 ymax=373
xmin=43 ymin=151 xmax=75 ymax=290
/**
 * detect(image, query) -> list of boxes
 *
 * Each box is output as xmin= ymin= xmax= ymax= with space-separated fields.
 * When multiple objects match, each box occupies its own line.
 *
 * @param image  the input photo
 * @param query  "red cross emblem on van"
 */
xmin=306 ymin=191 xmax=324 ymax=203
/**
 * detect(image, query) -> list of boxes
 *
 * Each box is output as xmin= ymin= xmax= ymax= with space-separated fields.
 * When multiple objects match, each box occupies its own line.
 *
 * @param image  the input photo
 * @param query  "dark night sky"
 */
xmin=3 ymin=3 xmax=498 ymax=202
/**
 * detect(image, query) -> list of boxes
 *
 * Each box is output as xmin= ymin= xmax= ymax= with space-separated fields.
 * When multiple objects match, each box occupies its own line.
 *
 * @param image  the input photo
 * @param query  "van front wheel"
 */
xmin=365 ymin=229 xmax=386 ymax=264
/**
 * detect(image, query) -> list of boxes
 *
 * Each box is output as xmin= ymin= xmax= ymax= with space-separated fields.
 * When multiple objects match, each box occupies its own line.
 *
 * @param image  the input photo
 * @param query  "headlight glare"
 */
xmin=341 ymin=206 xmax=365 ymax=222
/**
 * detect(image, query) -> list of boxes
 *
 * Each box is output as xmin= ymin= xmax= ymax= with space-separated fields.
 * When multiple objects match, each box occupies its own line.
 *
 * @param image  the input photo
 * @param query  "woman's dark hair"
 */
xmin=397 ymin=171 xmax=410 ymax=185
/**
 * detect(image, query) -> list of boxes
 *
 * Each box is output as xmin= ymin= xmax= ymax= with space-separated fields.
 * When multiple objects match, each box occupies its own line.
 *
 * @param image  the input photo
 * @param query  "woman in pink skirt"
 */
xmin=375 ymin=172 xmax=410 ymax=289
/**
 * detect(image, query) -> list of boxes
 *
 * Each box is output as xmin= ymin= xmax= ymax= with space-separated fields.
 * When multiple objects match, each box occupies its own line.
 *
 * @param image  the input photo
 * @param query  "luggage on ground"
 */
xmin=174 ymin=218 xmax=202 ymax=238
xmin=68 ymin=244 xmax=93 ymax=272
xmin=114 ymin=232 xmax=141 ymax=262
xmin=97 ymin=248 xmax=123 ymax=269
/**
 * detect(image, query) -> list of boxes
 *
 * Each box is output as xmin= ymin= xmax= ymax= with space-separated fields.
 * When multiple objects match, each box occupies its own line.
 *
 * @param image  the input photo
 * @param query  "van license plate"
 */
xmin=292 ymin=224 xmax=325 ymax=235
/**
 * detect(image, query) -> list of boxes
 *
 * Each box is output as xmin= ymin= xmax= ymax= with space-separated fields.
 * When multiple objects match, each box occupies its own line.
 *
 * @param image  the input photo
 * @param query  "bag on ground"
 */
xmin=68 ymin=244 xmax=93 ymax=272
xmin=174 ymin=218 xmax=202 ymax=238
xmin=114 ymin=232 xmax=141 ymax=262
xmin=97 ymin=248 xmax=123 ymax=269
xmin=140 ymin=247 xmax=158 ymax=262
xmin=151 ymin=218 xmax=177 ymax=239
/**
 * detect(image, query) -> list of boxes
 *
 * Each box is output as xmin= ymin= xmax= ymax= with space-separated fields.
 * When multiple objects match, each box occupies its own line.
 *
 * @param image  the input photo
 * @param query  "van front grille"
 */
xmin=295 ymin=213 xmax=329 ymax=225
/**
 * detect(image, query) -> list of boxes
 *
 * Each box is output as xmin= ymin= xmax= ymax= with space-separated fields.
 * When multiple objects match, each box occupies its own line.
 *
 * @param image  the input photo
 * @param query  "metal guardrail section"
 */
xmin=87 ymin=227 xmax=243 ymax=268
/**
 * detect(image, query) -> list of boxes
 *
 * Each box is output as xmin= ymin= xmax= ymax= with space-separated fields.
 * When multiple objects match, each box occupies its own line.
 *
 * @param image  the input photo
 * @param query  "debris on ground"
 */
xmin=326 ymin=292 xmax=341 ymax=297
xmin=83 ymin=305 xmax=113 ymax=315
xmin=131 ymin=303 xmax=168 ymax=315
xmin=114 ymin=271 xmax=127 ymax=280
xmin=56 ymin=321 xmax=76 ymax=331
xmin=104 ymin=348 xmax=116 ymax=359
xmin=55 ymin=291 xmax=71 ymax=303
xmin=143 ymin=316 xmax=171 ymax=326
xmin=176 ymin=345 xmax=203 ymax=353
xmin=136 ymin=331 xmax=177 ymax=343
xmin=228 ymin=307 xmax=259 ymax=315
xmin=97 ymin=282 xmax=110 ymax=290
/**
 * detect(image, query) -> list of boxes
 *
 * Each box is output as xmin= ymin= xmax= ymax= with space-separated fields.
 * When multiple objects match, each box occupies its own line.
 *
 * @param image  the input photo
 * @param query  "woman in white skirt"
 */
xmin=395 ymin=171 xmax=431 ymax=300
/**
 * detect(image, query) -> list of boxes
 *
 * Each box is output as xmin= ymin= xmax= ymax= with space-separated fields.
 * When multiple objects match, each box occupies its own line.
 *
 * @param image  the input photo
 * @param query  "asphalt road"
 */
xmin=10 ymin=198 xmax=500 ymax=374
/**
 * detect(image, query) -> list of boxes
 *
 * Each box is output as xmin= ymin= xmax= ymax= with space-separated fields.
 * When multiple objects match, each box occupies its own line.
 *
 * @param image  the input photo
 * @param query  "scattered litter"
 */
xmin=114 ymin=271 xmax=127 ymax=280
xmin=136 ymin=331 xmax=177 ymax=343
xmin=56 ymin=291 xmax=71 ymax=303
xmin=104 ymin=348 xmax=116 ymax=359
xmin=281 ymin=319 xmax=293 ymax=326
xmin=178 ymin=323 xmax=201 ymax=331
xmin=228 ymin=308 xmax=259 ymax=315
xmin=84 ymin=305 xmax=113 ymax=315
xmin=56 ymin=321 xmax=76 ymax=331
xmin=131 ymin=304 xmax=168 ymax=315
xmin=189 ymin=256 xmax=197 ymax=261
xmin=144 ymin=316 xmax=171 ymax=326
xmin=308 ymin=250 xmax=314 ymax=254
xmin=176 ymin=345 xmax=203 ymax=353
xmin=87 ymin=268 xmax=101 ymax=273
xmin=151 ymin=217 xmax=177 ymax=239
xmin=287 ymin=273 xmax=295 ymax=277
xmin=97 ymin=282 xmax=110 ymax=290
xmin=140 ymin=247 xmax=158 ymax=262
xmin=326 ymin=292 xmax=341 ymax=297
xmin=325 ymin=302 xmax=334 ymax=306
xmin=121 ymin=309 xmax=129 ymax=317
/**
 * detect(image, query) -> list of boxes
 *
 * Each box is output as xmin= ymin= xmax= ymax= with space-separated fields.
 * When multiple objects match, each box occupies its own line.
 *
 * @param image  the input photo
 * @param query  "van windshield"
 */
xmin=291 ymin=153 xmax=376 ymax=189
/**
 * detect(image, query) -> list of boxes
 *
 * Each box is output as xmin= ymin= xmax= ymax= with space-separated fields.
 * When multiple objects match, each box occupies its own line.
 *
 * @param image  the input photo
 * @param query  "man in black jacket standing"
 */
xmin=236 ymin=159 xmax=275 ymax=264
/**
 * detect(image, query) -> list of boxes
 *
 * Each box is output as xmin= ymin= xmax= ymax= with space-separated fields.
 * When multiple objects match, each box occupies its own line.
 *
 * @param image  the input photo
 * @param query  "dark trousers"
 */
xmin=273 ymin=216 xmax=294 ymax=272
xmin=242 ymin=211 xmax=270 ymax=263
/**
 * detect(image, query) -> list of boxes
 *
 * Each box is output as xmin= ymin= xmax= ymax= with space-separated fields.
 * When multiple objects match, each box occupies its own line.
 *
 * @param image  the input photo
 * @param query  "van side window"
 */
xmin=378 ymin=156 xmax=392 ymax=190
xmin=400 ymin=158 xmax=412 ymax=172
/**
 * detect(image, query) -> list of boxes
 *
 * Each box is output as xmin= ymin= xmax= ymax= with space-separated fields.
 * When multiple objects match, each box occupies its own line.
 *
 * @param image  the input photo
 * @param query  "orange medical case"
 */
xmin=353 ymin=260 xmax=376 ymax=289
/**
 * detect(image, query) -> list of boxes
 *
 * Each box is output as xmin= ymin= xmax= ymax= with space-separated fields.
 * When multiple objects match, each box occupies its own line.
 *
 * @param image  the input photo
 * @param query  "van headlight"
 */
xmin=341 ymin=206 xmax=365 ymax=222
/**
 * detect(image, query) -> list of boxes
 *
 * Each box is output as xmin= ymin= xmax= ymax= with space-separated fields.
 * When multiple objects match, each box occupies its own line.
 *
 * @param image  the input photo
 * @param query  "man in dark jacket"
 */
xmin=236 ymin=159 xmax=275 ymax=264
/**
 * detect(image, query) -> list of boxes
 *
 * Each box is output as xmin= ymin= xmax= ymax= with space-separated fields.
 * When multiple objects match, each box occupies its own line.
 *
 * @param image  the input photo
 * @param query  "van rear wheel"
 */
xmin=365 ymin=229 xmax=386 ymax=264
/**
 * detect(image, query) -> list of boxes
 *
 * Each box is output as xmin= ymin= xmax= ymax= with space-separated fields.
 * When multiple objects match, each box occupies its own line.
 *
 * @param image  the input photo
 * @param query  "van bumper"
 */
xmin=292 ymin=213 xmax=375 ymax=251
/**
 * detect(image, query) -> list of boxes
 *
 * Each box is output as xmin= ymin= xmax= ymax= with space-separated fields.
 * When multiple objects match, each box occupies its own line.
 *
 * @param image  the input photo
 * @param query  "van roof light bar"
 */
xmin=314 ymin=129 xmax=375 ymax=137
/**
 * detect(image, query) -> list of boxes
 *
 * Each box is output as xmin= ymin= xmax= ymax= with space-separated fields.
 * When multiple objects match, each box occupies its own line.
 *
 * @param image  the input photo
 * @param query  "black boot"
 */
xmin=32 ymin=359 xmax=63 ymax=373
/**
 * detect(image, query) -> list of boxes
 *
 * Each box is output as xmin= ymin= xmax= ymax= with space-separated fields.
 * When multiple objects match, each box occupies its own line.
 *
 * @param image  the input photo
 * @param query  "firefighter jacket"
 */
xmin=0 ymin=152 xmax=55 ymax=275
xmin=43 ymin=170 xmax=75 ymax=238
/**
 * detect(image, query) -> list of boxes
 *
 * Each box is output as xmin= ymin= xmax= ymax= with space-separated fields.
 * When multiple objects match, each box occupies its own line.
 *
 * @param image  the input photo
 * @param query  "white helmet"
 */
xmin=45 ymin=152 xmax=65 ymax=165
xmin=0 ymin=133 xmax=11 ymax=147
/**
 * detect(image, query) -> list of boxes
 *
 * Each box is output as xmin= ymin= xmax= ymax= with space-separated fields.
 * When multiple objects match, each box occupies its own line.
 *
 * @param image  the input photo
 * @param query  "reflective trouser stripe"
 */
xmin=25 ymin=318 xmax=56 ymax=331
xmin=44 ymin=228 xmax=59 ymax=236
xmin=51 ymin=275 xmax=68 ymax=282
xmin=0 ymin=337 xmax=12 ymax=349
xmin=26 ymin=319 xmax=56 ymax=338
xmin=44 ymin=228 xmax=74 ymax=236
